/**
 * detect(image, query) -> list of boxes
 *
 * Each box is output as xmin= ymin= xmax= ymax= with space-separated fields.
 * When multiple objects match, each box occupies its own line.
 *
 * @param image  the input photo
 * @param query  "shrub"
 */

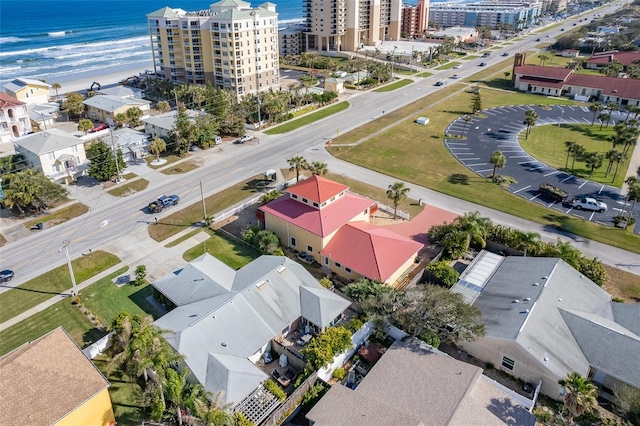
xmin=301 ymin=326 xmax=353 ymax=370
xmin=241 ymin=226 xmax=260 ymax=244
xmin=302 ymin=382 xmax=328 ymax=411
xmin=234 ymin=412 xmax=254 ymax=426
xmin=294 ymin=367 xmax=313 ymax=388
xmin=345 ymin=317 xmax=364 ymax=333
xmin=532 ymin=407 xmax=553 ymax=423
xmin=260 ymin=190 xmax=281 ymax=204
xmin=612 ymin=297 xmax=625 ymax=303
xmin=332 ymin=367 xmax=346 ymax=380
xmin=254 ymin=230 xmax=281 ymax=255
xmin=425 ymin=261 xmax=460 ymax=287
xmin=264 ymin=379 xmax=286 ymax=401
xmin=134 ymin=265 xmax=147 ymax=286
xmin=319 ymin=276 xmax=333 ymax=289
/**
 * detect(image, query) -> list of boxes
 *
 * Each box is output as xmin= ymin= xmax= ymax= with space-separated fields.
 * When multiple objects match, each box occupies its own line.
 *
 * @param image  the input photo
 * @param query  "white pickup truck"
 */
xmin=565 ymin=197 xmax=607 ymax=212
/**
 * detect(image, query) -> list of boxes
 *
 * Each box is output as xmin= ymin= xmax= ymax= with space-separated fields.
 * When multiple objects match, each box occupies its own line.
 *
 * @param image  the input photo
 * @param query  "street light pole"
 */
xmin=200 ymin=180 xmax=208 ymax=225
xmin=59 ymin=240 xmax=78 ymax=296
xmin=109 ymin=125 xmax=121 ymax=182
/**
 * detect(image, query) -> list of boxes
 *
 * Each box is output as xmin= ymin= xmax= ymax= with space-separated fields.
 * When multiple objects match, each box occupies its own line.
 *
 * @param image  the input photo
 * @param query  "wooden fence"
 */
xmin=260 ymin=372 xmax=318 ymax=426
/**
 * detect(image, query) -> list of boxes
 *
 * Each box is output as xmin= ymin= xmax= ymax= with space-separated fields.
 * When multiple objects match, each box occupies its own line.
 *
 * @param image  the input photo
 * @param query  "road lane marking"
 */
xmin=513 ymin=185 xmax=531 ymax=194
xmin=589 ymin=211 xmax=595 ymax=221
xmin=544 ymin=171 xmax=559 ymax=177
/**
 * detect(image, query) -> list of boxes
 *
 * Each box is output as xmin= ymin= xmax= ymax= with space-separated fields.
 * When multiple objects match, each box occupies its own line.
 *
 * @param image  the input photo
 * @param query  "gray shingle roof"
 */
xmin=206 ymin=354 xmax=268 ymax=405
xmin=561 ymin=309 xmax=640 ymax=389
xmin=300 ymin=286 xmax=349 ymax=327
xmin=82 ymin=95 xmax=149 ymax=113
xmin=147 ymin=6 xmax=186 ymax=18
xmin=306 ymin=339 xmax=536 ymax=426
xmin=142 ymin=109 xmax=199 ymax=131
xmin=153 ymin=254 xmax=350 ymax=405
xmin=3 ymin=78 xmax=51 ymax=93
xmin=15 ymin=128 xmax=82 ymax=155
xmin=611 ymin=302 xmax=640 ymax=336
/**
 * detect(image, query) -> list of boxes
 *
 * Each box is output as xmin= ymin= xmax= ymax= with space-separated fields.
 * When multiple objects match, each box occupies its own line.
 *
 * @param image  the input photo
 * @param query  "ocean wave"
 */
xmin=48 ymin=31 xmax=68 ymax=37
xmin=0 ymin=37 xmax=29 ymax=44
xmin=0 ymin=35 xmax=149 ymax=58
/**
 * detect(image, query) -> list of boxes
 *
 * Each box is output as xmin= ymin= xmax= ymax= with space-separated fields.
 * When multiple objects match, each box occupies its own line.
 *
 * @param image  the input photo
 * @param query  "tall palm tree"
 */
xmin=52 ymin=82 xmax=61 ymax=97
xmin=564 ymin=141 xmax=577 ymax=168
xmin=523 ymin=109 xmax=538 ymax=139
xmin=489 ymin=150 xmax=506 ymax=181
xmin=571 ymin=144 xmax=585 ymax=171
xmin=610 ymin=151 xmax=627 ymax=182
xmin=624 ymin=177 xmax=640 ymax=230
xmin=288 ymin=155 xmax=308 ymax=182
xmin=598 ymin=112 xmax=611 ymax=130
xmin=149 ymin=137 xmax=167 ymax=162
xmin=589 ymin=102 xmax=603 ymax=126
xmin=558 ymin=372 xmax=598 ymax=426
xmin=519 ymin=231 xmax=541 ymax=257
xmin=457 ymin=212 xmax=492 ymax=251
xmin=386 ymin=181 xmax=410 ymax=219
xmin=165 ymin=368 xmax=192 ymax=426
xmin=308 ymin=161 xmax=328 ymax=176
xmin=584 ymin=152 xmax=604 ymax=177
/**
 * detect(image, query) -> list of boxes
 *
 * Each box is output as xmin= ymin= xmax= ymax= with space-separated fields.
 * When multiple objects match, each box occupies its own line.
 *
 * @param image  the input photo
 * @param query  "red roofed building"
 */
xmin=0 ymin=92 xmax=30 ymax=143
xmin=258 ymin=176 xmax=423 ymax=285
xmin=585 ymin=50 xmax=640 ymax=70
xmin=512 ymin=64 xmax=640 ymax=107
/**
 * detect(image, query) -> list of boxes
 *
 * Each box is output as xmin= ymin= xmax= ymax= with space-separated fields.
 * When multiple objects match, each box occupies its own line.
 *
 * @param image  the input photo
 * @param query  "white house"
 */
xmin=83 ymin=95 xmax=151 ymax=125
xmin=3 ymin=78 xmax=52 ymax=105
xmin=111 ymin=128 xmax=150 ymax=162
xmin=0 ymin=93 xmax=30 ymax=143
xmin=14 ymin=129 xmax=87 ymax=183
xmin=141 ymin=109 xmax=199 ymax=139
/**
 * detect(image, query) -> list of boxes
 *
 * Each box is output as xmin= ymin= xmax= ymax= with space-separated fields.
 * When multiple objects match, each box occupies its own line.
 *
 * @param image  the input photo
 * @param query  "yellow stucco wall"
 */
xmin=264 ymin=213 xmax=324 ymax=259
xmin=55 ymin=388 xmax=115 ymax=426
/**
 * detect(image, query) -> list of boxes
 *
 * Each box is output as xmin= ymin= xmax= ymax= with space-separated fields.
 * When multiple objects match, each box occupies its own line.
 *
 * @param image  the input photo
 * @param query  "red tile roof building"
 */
xmin=258 ymin=176 xmax=424 ymax=285
xmin=585 ymin=50 xmax=640 ymax=68
xmin=512 ymin=64 xmax=640 ymax=106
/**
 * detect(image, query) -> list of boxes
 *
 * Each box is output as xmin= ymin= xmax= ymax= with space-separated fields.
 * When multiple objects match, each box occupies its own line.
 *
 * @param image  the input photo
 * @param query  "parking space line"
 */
xmin=530 ymin=194 xmax=541 ymax=201
xmin=509 ymin=155 xmax=531 ymax=158
xmin=460 ymin=158 xmax=481 ymax=161
xmin=475 ymin=169 xmax=494 ymax=173
xmin=447 ymin=142 xmax=467 ymax=145
xmin=579 ymin=180 xmax=589 ymax=189
xmin=547 ymin=201 xmax=557 ymax=208
xmin=560 ymin=175 xmax=574 ymax=183
xmin=598 ymin=185 xmax=604 ymax=194
xmin=467 ymin=163 xmax=488 ymax=167
xmin=589 ymin=211 xmax=595 ymax=221
xmin=449 ymin=147 xmax=470 ymax=150
xmin=513 ymin=185 xmax=531 ymax=194
xmin=543 ymin=171 xmax=559 ymax=177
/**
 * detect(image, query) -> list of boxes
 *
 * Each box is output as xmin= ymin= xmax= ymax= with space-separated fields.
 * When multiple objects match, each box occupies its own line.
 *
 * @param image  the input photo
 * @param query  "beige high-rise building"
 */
xmin=401 ymin=0 xmax=428 ymax=39
xmin=147 ymin=0 xmax=280 ymax=99
xmin=303 ymin=0 xmax=402 ymax=52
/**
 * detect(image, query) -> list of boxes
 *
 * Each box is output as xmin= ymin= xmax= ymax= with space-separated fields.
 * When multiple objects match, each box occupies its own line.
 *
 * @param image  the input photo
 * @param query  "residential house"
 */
xmin=511 ymin=62 xmax=640 ymax=107
xmin=27 ymin=102 xmax=59 ymax=132
xmin=306 ymin=338 xmax=536 ymax=425
xmin=152 ymin=254 xmax=351 ymax=410
xmin=0 ymin=92 xmax=30 ymax=143
xmin=141 ymin=109 xmax=200 ymax=139
xmin=258 ymin=175 xmax=423 ymax=285
xmin=0 ymin=327 xmax=116 ymax=426
xmin=83 ymin=95 xmax=150 ymax=125
xmin=561 ymin=49 xmax=580 ymax=58
xmin=110 ymin=128 xmax=150 ymax=162
xmin=3 ymin=78 xmax=52 ymax=105
xmin=95 ymin=85 xmax=143 ymax=99
xmin=14 ymin=128 xmax=87 ymax=182
xmin=323 ymin=77 xmax=345 ymax=94
xmin=452 ymin=251 xmax=640 ymax=399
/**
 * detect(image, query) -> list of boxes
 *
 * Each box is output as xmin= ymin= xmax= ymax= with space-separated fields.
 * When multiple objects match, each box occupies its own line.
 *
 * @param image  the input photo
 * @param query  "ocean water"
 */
xmin=0 ymin=0 xmax=305 ymax=88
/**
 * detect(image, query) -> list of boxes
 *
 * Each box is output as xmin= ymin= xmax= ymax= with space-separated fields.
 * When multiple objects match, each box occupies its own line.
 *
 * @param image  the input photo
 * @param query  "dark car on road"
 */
xmin=479 ymin=62 xmax=487 ymax=66
xmin=0 ymin=270 xmax=15 ymax=283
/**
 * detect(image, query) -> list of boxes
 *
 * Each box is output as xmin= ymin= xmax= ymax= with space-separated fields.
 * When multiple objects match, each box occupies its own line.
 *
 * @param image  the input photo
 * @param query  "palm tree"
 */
xmin=288 ymin=155 xmax=308 ymax=182
xmin=564 ymin=141 xmax=577 ymax=168
xmin=523 ymin=109 xmax=538 ymax=139
xmin=149 ymin=137 xmax=167 ymax=162
xmin=548 ymin=49 xmax=557 ymax=65
xmin=625 ymin=105 xmax=640 ymax=121
xmin=489 ymin=150 xmax=506 ymax=181
xmin=558 ymin=373 xmax=598 ymax=426
xmin=624 ymin=177 xmax=640 ymax=230
xmin=611 ymin=151 xmax=627 ymax=182
xmin=503 ymin=71 xmax=511 ymax=86
xmin=598 ymin=112 xmax=611 ymax=130
xmin=386 ymin=181 xmax=410 ymax=219
xmin=584 ymin=152 xmax=604 ymax=177
xmin=570 ymin=144 xmax=585 ymax=171
xmin=157 ymin=100 xmax=170 ymax=114
xmin=52 ymin=82 xmax=61 ymax=97
xmin=537 ymin=54 xmax=549 ymax=65
xmin=78 ymin=118 xmax=94 ymax=135
xmin=457 ymin=212 xmax=492 ymax=251
xmin=110 ymin=311 xmax=133 ymax=354
xmin=604 ymin=149 xmax=618 ymax=177
xmin=194 ymin=392 xmax=234 ymax=426
xmin=589 ymin=102 xmax=603 ymax=126
xmin=519 ymin=231 xmax=540 ymax=257
xmin=308 ymin=161 xmax=328 ymax=176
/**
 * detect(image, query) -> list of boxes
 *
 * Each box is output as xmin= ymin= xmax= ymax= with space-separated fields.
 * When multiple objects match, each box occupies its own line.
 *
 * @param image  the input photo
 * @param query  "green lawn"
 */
xmin=80 ymin=267 xmax=166 ymax=326
xmin=373 ymin=79 xmax=413 ymax=92
xmin=161 ymin=159 xmax=200 ymax=175
xmin=148 ymin=175 xmax=266 ymax=242
xmin=0 ymin=298 xmax=105 ymax=356
xmin=94 ymin=355 xmax=147 ymax=425
xmin=146 ymin=154 xmax=182 ymax=169
xmin=24 ymin=203 xmax=89 ymax=229
xmin=264 ymin=101 xmax=350 ymax=135
xmin=183 ymin=229 xmax=260 ymax=269
xmin=0 ymin=251 xmax=121 ymax=323
xmin=329 ymin=80 xmax=640 ymax=253
xmin=521 ymin=124 xmax=630 ymax=188
xmin=416 ymin=72 xmax=433 ymax=78
xmin=107 ymin=178 xmax=150 ymax=197
xmin=435 ymin=62 xmax=461 ymax=70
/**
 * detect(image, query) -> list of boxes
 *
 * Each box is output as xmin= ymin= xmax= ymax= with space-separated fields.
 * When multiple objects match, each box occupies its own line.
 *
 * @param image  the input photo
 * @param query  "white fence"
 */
xmin=317 ymin=321 xmax=374 ymax=382
xmin=213 ymin=178 xmax=297 ymax=222
xmin=82 ymin=332 xmax=113 ymax=359
xmin=376 ymin=202 xmax=410 ymax=220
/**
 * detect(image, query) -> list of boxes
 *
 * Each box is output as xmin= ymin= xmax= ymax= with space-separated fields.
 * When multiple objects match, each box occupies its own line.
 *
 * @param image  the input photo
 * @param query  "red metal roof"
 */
xmin=0 ymin=92 xmax=25 ymax=109
xmin=260 ymin=192 xmax=374 ymax=237
xmin=286 ymin=175 xmax=349 ymax=204
xmin=514 ymin=65 xmax=573 ymax=81
xmin=566 ymin=74 xmax=640 ymax=100
xmin=587 ymin=51 xmax=640 ymax=66
xmin=517 ymin=77 xmax=566 ymax=89
xmin=321 ymin=222 xmax=423 ymax=282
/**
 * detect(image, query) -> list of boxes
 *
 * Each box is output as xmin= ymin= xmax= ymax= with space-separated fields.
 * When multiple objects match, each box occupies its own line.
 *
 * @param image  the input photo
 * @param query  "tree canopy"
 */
xmin=87 ymin=139 xmax=126 ymax=181
xmin=1 ymin=169 xmax=67 ymax=214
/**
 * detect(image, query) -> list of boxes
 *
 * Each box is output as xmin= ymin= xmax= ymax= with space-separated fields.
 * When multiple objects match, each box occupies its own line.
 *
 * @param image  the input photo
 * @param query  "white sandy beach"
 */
xmin=49 ymin=60 xmax=154 ymax=95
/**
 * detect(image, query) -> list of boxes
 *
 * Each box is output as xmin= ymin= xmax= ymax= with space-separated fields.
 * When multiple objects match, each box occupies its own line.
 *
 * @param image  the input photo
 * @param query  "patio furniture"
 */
xmin=284 ymin=367 xmax=298 ymax=382
xmin=301 ymin=334 xmax=312 ymax=344
xmin=273 ymin=369 xmax=291 ymax=387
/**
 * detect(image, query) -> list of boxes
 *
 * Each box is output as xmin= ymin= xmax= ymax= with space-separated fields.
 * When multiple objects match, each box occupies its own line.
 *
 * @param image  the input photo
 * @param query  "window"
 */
xmin=292 ymin=194 xmax=298 ymax=199
xmin=345 ymin=267 xmax=352 ymax=273
xmin=290 ymin=237 xmax=296 ymax=247
xmin=307 ymin=245 xmax=313 ymax=253
xmin=47 ymin=152 xmax=55 ymax=160
xmin=324 ymin=257 xmax=329 ymax=265
xmin=312 ymin=202 xmax=319 ymax=208
xmin=364 ymin=209 xmax=368 ymax=214
xmin=334 ymin=262 xmax=341 ymax=269
xmin=302 ymin=198 xmax=308 ymax=203
xmin=281 ymin=325 xmax=290 ymax=335
xmin=501 ymin=356 xmax=515 ymax=371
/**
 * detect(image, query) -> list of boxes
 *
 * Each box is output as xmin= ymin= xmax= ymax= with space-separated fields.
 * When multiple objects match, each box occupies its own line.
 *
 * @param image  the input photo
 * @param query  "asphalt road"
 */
xmin=444 ymin=105 xmax=638 ymax=231
xmin=1 ymin=0 xmax=635 ymax=288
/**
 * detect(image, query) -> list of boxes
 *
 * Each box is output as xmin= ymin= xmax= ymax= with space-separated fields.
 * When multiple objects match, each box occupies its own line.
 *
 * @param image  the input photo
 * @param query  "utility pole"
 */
xmin=109 ymin=125 xmax=121 ymax=182
xmin=59 ymin=240 xmax=78 ymax=296
xmin=199 ymin=180 xmax=208 ymax=225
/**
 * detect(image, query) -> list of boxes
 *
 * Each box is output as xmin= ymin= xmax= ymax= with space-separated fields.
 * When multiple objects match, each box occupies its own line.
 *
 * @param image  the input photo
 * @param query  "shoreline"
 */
xmin=49 ymin=60 xmax=154 ymax=96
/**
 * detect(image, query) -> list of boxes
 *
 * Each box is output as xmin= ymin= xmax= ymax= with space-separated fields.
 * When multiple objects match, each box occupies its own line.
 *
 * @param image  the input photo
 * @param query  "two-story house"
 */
xmin=3 ymin=78 xmax=52 ymax=105
xmin=83 ymin=95 xmax=150 ymax=125
xmin=0 ymin=93 xmax=30 ymax=143
xmin=141 ymin=109 xmax=200 ymax=139
xmin=258 ymin=176 xmax=423 ymax=285
xmin=14 ymin=129 xmax=87 ymax=183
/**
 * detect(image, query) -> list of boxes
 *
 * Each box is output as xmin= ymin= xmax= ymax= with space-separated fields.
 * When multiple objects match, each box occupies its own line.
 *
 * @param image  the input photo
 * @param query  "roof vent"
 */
xmin=221 ymin=342 xmax=227 ymax=347
xmin=512 ymin=299 xmax=520 ymax=303
xmin=533 ymin=282 xmax=540 ymax=286
xmin=521 ymin=309 xmax=530 ymax=314
xmin=277 ymin=266 xmax=286 ymax=273
xmin=523 ymin=297 xmax=531 ymax=302
xmin=612 ymin=89 xmax=617 ymax=93
xmin=542 ymin=276 xmax=548 ymax=280
xmin=558 ymin=298 xmax=563 ymax=302
xmin=543 ymin=356 xmax=549 ymax=362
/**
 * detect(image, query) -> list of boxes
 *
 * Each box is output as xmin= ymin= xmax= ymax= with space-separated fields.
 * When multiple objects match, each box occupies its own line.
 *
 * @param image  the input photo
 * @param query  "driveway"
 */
xmin=443 ymin=105 xmax=638 ymax=232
